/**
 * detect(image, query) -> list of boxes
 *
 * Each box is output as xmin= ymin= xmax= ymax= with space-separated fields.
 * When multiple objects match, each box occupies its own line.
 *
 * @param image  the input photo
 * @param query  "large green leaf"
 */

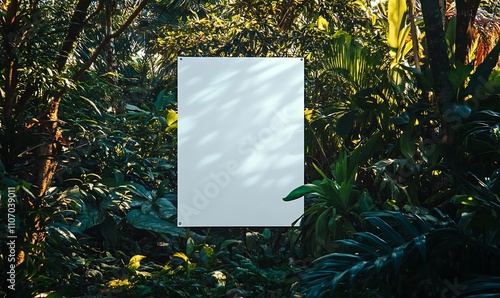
xmin=297 ymin=211 xmax=445 ymax=295
xmin=336 ymin=238 xmax=379 ymax=256
xmin=400 ymin=117 xmax=416 ymax=159
xmin=388 ymin=0 xmax=407 ymax=54
xmin=334 ymin=111 xmax=356 ymax=138
xmin=461 ymin=276 xmax=500 ymax=297
xmin=353 ymin=232 xmax=392 ymax=254
xmin=283 ymin=183 xmax=325 ymax=201
xmin=155 ymin=197 xmax=177 ymax=219
xmin=126 ymin=209 xmax=185 ymax=237
xmin=364 ymin=216 xmax=405 ymax=245
xmin=315 ymin=209 xmax=331 ymax=247
xmin=390 ymin=242 xmax=409 ymax=274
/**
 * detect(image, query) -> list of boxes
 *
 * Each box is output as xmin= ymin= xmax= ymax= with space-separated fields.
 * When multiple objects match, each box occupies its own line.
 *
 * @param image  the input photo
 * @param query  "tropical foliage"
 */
xmin=1 ymin=0 xmax=499 ymax=297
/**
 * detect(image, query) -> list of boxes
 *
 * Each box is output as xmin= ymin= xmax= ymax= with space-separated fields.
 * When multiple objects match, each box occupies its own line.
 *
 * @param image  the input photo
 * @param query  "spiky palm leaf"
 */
xmin=460 ymin=275 xmax=500 ymax=297
xmin=323 ymin=33 xmax=386 ymax=93
xmin=295 ymin=210 xmax=500 ymax=297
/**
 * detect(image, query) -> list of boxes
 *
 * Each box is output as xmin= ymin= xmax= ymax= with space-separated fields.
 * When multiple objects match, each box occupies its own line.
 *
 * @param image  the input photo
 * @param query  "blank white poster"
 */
xmin=177 ymin=57 xmax=304 ymax=227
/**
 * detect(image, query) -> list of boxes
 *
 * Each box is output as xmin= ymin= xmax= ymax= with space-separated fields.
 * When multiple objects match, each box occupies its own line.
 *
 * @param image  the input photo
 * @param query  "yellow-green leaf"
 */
xmin=108 ymin=278 xmax=131 ymax=288
xmin=451 ymin=195 xmax=479 ymax=207
xmin=166 ymin=109 xmax=178 ymax=126
xmin=173 ymin=252 xmax=189 ymax=262
xmin=304 ymin=108 xmax=313 ymax=121
xmin=317 ymin=16 xmax=329 ymax=31
xmin=388 ymin=0 xmax=407 ymax=54
xmin=127 ymin=255 xmax=146 ymax=272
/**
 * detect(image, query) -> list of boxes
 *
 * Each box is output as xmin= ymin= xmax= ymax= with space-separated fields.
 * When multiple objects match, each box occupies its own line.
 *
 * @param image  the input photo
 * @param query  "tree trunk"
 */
xmin=2 ymin=0 xmax=149 ymax=269
xmin=106 ymin=0 xmax=117 ymax=74
xmin=421 ymin=0 xmax=455 ymax=114
xmin=36 ymin=0 xmax=92 ymax=199
xmin=420 ymin=0 xmax=482 ymax=167
xmin=14 ymin=0 xmax=93 ymax=266
xmin=420 ymin=0 xmax=457 ymax=165
xmin=407 ymin=0 xmax=421 ymax=71
xmin=1 ymin=0 xmax=21 ymax=171
xmin=455 ymin=0 xmax=481 ymax=65
xmin=105 ymin=0 xmax=126 ymax=113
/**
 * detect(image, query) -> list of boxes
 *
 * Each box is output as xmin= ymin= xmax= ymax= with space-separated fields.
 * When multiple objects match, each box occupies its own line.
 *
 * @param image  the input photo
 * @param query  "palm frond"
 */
xmin=297 ymin=211 xmax=442 ymax=296
xmin=461 ymin=275 xmax=500 ymax=297
xmin=323 ymin=33 xmax=385 ymax=92
xmin=295 ymin=210 xmax=500 ymax=297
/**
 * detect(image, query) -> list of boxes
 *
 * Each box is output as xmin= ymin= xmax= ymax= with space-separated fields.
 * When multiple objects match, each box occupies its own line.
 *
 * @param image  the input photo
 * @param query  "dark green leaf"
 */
xmin=283 ymin=184 xmax=325 ymax=201
xmin=347 ymin=260 xmax=369 ymax=286
xmin=262 ymin=228 xmax=271 ymax=240
xmin=335 ymin=111 xmax=356 ymax=137
xmin=391 ymin=242 xmax=409 ymax=274
xmin=413 ymin=234 xmax=426 ymax=261
xmin=186 ymin=237 xmax=195 ymax=256
xmin=220 ymin=239 xmax=241 ymax=251
xmin=336 ymin=239 xmax=379 ymax=256
xmin=353 ymin=232 xmax=392 ymax=253
xmin=365 ymin=216 xmax=405 ymax=245
xmin=126 ymin=209 xmax=185 ymax=236
xmin=400 ymin=117 xmax=416 ymax=159
xmin=156 ymin=197 xmax=177 ymax=219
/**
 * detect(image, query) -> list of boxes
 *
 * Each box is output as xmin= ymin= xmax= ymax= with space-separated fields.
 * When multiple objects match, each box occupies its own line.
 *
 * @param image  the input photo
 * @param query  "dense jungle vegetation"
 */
xmin=1 ymin=0 xmax=500 ymax=297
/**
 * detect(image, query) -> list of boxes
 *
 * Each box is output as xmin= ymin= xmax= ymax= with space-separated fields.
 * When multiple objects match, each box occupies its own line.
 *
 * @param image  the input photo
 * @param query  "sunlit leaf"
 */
xmin=388 ymin=0 xmax=407 ymax=54
xmin=127 ymin=255 xmax=146 ymax=272
xmin=317 ymin=15 xmax=329 ymax=31
xmin=108 ymin=278 xmax=131 ymax=288
xmin=173 ymin=252 xmax=189 ymax=262
xmin=166 ymin=109 xmax=178 ymax=126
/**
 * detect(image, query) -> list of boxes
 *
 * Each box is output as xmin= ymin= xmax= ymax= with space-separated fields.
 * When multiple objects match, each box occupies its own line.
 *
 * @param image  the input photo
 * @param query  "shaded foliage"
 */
xmin=1 ymin=0 xmax=500 ymax=297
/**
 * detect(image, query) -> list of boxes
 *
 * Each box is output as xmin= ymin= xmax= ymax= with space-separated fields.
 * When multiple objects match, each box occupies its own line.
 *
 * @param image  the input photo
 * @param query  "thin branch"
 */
xmin=55 ymin=0 xmax=93 ymax=72
xmin=14 ymin=0 xmax=104 ymax=119
xmin=84 ymin=0 xmax=105 ymax=24
xmin=407 ymin=0 xmax=421 ymax=72
xmin=72 ymin=0 xmax=148 ymax=81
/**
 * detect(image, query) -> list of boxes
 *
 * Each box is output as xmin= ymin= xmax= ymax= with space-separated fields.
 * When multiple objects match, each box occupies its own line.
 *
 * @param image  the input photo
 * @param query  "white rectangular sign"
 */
xmin=177 ymin=57 xmax=304 ymax=227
